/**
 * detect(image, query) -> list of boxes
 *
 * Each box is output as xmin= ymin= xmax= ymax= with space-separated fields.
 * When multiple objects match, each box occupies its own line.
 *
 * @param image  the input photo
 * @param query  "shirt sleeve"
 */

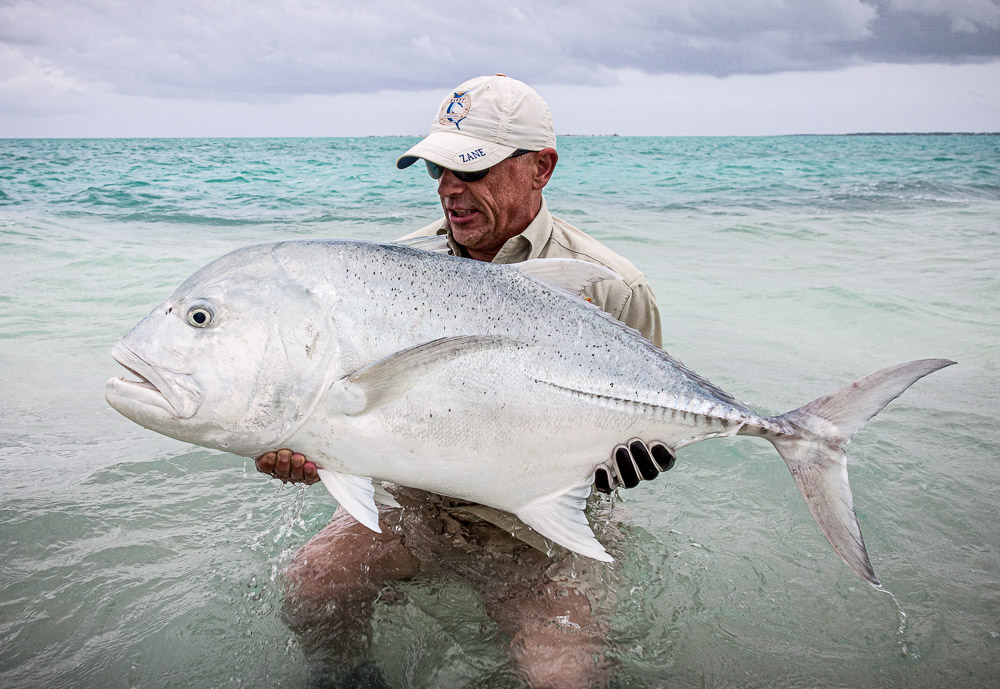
xmin=619 ymin=281 xmax=663 ymax=348
xmin=583 ymin=278 xmax=663 ymax=348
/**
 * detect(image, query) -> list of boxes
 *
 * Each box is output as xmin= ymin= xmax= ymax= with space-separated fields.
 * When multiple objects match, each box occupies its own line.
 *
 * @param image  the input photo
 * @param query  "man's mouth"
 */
xmin=446 ymin=207 xmax=484 ymax=231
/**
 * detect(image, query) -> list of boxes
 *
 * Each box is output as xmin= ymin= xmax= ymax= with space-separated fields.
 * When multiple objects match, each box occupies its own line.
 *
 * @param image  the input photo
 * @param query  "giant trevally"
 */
xmin=105 ymin=239 xmax=954 ymax=585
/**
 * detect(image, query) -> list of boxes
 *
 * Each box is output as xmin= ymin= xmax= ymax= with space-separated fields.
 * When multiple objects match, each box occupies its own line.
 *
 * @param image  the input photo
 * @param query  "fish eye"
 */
xmin=185 ymin=301 xmax=215 ymax=328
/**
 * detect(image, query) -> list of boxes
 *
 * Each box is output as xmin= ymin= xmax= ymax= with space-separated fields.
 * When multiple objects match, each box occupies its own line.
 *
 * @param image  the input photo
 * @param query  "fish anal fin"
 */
xmin=316 ymin=468 xmax=381 ymax=533
xmin=515 ymin=477 xmax=613 ymax=563
xmin=327 ymin=335 xmax=510 ymax=416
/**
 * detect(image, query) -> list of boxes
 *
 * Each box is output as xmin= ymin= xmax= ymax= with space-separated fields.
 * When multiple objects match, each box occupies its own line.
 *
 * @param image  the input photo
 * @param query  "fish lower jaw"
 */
xmin=110 ymin=342 xmax=203 ymax=419
xmin=105 ymin=376 xmax=181 ymax=418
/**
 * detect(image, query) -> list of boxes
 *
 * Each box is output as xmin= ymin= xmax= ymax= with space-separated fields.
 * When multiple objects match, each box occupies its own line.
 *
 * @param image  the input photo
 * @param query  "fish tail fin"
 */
xmin=769 ymin=359 xmax=955 ymax=585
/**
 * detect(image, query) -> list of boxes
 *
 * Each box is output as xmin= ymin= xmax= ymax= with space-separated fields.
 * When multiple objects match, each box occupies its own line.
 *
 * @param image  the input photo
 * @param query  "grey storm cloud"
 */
xmin=2 ymin=0 xmax=998 ymax=103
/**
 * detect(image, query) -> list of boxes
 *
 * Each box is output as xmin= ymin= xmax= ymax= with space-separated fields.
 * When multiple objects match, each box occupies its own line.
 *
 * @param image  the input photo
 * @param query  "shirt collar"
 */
xmin=492 ymin=196 xmax=552 ymax=264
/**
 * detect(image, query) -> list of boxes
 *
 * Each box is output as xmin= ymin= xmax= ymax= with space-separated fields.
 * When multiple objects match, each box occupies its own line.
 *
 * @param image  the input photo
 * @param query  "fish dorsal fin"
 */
xmin=327 ymin=335 xmax=510 ymax=416
xmin=515 ymin=477 xmax=613 ymax=562
xmin=393 ymin=234 xmax=451 ymax=254
xmin=514 ymin=258 xmax=621 ymax=296
xmin=316 ymin=468 xmax=381 ymax=532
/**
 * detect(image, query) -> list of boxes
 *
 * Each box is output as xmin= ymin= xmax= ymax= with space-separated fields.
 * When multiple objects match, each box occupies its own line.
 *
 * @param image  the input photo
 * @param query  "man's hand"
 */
xmin=255 ymin=449 xmax=321 ymax=485
xmin=594 ymin=439 xmax=676 ymax=494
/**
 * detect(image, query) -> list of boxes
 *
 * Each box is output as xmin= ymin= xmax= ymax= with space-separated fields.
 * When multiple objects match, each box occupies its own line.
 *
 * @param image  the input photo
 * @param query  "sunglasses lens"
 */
xmin=425 ymin=160 xmax=444 ymax=180
xmin=454 ymin=169 xmax=489 ymax=183
xmin=425 ymin=160 xmax=491 ymax=183
xmin=424 ymin=151 xmax=534 ymax=183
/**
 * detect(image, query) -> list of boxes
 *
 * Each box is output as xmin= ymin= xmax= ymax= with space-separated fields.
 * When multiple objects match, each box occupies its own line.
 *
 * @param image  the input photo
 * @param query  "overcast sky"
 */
xmin=2 ymin=0 xmax=998 ymax=137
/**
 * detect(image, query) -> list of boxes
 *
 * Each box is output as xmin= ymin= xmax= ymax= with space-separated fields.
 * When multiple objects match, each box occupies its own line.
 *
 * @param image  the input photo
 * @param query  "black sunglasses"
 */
xmin=425 ymin=149 xmax=533 ymax=184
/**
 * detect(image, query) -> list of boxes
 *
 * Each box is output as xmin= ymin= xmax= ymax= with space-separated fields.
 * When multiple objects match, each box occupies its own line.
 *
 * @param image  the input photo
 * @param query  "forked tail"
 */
xmin=768 ymin=359 xmax=955 ymax=585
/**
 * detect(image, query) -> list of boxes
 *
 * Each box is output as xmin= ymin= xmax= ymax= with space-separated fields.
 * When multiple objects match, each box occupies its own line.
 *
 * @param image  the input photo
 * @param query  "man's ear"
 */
xmin=531 ymin=147 xmax=558 ymax=190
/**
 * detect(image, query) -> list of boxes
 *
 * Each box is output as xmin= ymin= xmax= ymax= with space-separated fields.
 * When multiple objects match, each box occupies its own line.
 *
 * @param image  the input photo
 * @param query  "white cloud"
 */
xmin=0 ymin=44 xmax=91 ymax=115
xmin=2 ymin=61 xmax=996 ymax=138
xmin=0 ymin=1 xmax=997 ymax=136
xmin=543 ymin=62 xmax=1000 ymax=135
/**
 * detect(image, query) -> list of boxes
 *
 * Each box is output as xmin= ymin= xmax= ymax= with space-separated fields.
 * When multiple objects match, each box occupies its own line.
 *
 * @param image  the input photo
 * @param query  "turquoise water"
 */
xmin=1 ymin=135 xmax=999 ymax=687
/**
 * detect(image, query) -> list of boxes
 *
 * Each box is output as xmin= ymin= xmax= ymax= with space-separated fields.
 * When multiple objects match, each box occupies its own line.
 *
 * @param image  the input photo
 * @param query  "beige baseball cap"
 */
xmin=396 ymin=74 xmax=556 ymax=172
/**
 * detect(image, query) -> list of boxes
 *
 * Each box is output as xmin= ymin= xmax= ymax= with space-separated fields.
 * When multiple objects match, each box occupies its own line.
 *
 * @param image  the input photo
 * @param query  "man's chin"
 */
xmin=448 ymin=223 xmax=489 ymax=249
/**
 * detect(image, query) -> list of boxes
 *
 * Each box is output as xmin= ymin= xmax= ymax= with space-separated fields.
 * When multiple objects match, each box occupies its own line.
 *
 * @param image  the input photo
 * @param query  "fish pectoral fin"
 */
xmin=327 ymin=335 xmax=511 ymax=416
xmin=316 ymin=468 xmax=382 ymax=533
xmin=514 ymin=258 xmax=621 ymax=296
xmin=393 ymin=234 xmax=451 ymax=254
xmin=515 ymin=477 xmax=613 ymax=563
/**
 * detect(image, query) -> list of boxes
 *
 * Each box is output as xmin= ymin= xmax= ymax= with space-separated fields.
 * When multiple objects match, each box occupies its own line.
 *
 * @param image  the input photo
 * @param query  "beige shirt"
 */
xmin=400 ymin=197 xmax=662 ymax=347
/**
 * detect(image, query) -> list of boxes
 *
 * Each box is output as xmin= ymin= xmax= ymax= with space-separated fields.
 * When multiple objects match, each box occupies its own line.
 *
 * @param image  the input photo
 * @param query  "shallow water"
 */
xmin=1 ymin=135 xmax=999 ymax=687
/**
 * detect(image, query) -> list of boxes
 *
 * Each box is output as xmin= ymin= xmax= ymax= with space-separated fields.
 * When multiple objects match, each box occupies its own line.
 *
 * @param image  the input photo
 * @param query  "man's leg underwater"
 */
xmin=281 ymin=506 xmax=420 ymax=685
xmin=480 ymin=557 xmax=616 ymax=689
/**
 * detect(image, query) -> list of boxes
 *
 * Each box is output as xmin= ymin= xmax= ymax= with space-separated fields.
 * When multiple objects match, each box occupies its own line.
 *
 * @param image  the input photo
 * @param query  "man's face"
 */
xmin=436 ymin=150 xmax=554 ymax=261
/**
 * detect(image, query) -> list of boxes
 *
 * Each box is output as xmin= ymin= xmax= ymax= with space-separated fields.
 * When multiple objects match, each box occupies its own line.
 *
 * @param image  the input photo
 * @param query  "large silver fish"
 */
xmin=105 ymin=239 xmax=953 ymax=584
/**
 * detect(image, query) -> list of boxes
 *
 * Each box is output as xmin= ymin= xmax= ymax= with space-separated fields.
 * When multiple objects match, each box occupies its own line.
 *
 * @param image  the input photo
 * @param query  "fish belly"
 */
xmin=289 ymin=347 xmax=749 ymax=514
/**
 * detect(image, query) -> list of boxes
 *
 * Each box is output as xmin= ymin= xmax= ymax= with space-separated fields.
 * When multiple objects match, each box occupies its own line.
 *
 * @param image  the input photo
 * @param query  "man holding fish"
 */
xmin=259 ymin=74 xmax=668 ymax=688
xmin=105 ymin=72 xmax=951 ymax=687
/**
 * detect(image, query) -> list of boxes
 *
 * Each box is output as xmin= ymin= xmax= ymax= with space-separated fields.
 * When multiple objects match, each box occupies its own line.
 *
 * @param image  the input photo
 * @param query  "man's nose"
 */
xmin=437 ymin=169 xmax=466 ymax=196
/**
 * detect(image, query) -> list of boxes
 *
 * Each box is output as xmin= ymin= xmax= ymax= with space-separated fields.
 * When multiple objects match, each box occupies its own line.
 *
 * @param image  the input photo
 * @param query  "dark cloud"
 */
xmin=857 ymin=7 xmax=1000 ymax=62
xmin=1 ymin=0 xmax=997 ymax=105
xmin=553 ymin=0 xmax=1000 ymax=76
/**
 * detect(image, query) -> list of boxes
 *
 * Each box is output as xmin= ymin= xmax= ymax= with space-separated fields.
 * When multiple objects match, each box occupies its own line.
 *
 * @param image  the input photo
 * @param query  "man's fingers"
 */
xmin=255 ymin=451 xmax=277 ymax=475
xmin=650 ymin=442 xmax=676 ymax=472
xmin=628 ymin=440 xmax=660 ymax=481
xmin=302 ymin=462 xmax=321 ymax=485
xmin=288 ymin=453 xmax=304 ymax=482
xmin=599 ymin=440 xmax=677 ymax=493
xmin=286 ymin=451 xmax=319 ymax=484
xmin=273 ymin=449 xmax=292 ymax=479
xmin=614 ymin=445 xmax=641 ymax=489
xmin=594 ymin=465 xmax=615 ymax=494
xmin=256 ymin=449 xmax=317 ymax=484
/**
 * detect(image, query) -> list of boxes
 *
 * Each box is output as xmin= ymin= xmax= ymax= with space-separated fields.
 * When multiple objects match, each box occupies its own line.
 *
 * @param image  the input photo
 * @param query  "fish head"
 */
xmin=105 ymin=244 xmax=338 ymax=456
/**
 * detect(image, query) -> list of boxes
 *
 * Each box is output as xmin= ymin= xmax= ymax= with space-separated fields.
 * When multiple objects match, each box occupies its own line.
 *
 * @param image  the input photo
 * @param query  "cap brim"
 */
xmin=396 ymin=131 xmax=518 ymax=171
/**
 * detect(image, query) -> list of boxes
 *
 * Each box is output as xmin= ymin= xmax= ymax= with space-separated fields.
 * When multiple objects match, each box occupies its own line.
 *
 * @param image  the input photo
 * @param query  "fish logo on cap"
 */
xmin=439 ymin=90 xmax=471 ymax=131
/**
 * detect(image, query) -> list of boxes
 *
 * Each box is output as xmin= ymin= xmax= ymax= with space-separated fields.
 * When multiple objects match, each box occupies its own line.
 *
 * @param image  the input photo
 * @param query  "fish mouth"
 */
xmin=106 ymin=342 xmax=202 ymax=419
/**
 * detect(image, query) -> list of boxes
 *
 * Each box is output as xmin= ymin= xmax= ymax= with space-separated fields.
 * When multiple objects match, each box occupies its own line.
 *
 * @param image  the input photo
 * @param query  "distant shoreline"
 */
xmin=835 ymin=131 xmax=1000 ymax=136
xmin=561 ymin=132 xmax=1000 ymax=137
